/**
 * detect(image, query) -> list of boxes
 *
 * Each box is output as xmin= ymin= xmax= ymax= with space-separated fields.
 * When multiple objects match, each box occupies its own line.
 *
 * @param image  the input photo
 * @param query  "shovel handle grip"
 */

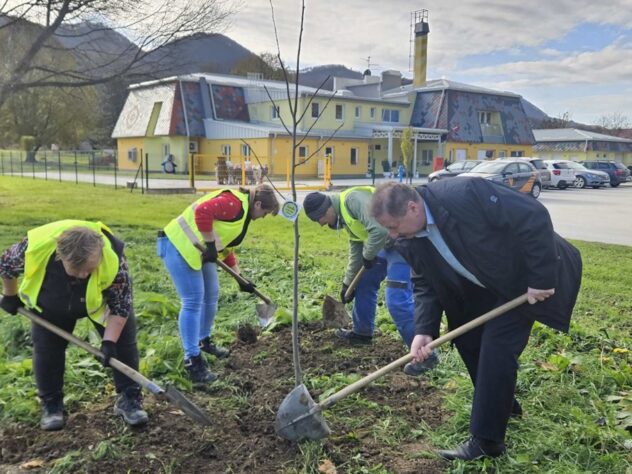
xmin=319 ymin=293 xmax=529 ymax=410
xmin=16 ymin=307 xmax=164 ymax=395
xmin=193 ymin=242 xmax=273 ymax=305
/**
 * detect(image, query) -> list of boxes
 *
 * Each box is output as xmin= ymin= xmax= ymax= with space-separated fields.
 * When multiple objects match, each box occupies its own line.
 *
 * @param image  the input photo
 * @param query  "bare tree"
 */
xmin=597 ymin=112 xmax=630 ymax=131
xmin=0 ymin=0 xmax=233 ymax=110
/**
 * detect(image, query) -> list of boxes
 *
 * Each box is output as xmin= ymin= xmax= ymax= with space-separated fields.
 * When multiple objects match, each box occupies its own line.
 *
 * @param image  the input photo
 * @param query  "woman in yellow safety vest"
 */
xmin=157 ymin=184 xmax=279 ymax=385
xmin=0 ymin=221 xmax=148 ymax=431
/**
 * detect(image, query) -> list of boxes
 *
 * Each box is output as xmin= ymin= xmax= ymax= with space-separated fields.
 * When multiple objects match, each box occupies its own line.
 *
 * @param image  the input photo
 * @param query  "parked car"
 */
xmin=428 ymin=160 xmax=484 ymax=181
xmin=543 ymin=160 xmax=575 ymax=189
xmin=581 ymin=161 xmax=631 ymax=187
xmin=520 ymin=157 xmax=552 ymax=188
xmin=459 ymin=159 xmax=542 ymax=198
xmin=558 ymin=161 xmax=610 ymax=188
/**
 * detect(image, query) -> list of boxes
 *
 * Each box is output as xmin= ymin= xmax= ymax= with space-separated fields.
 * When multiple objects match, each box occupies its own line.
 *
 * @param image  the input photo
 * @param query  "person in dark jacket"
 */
xmin=369 ymin=178 xmax=582 ymax=461
xmin=0 ymin=221 xmax=148 ymax=431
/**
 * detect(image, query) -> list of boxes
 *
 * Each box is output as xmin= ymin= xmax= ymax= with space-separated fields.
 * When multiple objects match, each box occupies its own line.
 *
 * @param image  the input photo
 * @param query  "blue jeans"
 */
xmin=157 ymin=237 xmax=219 ymax=359
xmin=351 ymin=248 xmax=415 ymax=347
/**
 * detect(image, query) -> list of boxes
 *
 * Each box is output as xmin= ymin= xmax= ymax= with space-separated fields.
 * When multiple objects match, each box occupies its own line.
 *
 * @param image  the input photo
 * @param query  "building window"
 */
xmin=163 ymin=144 xmax=171 ymax=158
xmin=241 ymin=144 xmax=250 ymax=157
xmin=299 ymin=146 xmax=308 ymax=158
xmin=127 ymin=148 xmax=137 ymax=162
xmin=324 ymin=146 xmax=334 ymax=162
xmin=370 ymin=107 xmax=376 ymax=119
xmin=350 ymin=147 xmax=358 ymax=165
xmin=479 ymin=111 xmax=492 ymax=124
xmin=510 ymin=150 xmax=524 ymax=157
xmin=335 ymin=104 xmax=344 ymax=120
xmin=221 ymin=145 xmax=231 ymax=157
xmin=421 ymin=149 xmax=432 ymax=166
xmin=311 ymin=102 xmax=320 ymax=118
xmin=271 ymin=105 xmax=280 ymax=119
xmin=355 ymin=106 xmax=361 ymax=118
xmin=374 ymin=144 xmax=382 ymax=151
xmin=381 ymin=109 xmax=400 ymax=123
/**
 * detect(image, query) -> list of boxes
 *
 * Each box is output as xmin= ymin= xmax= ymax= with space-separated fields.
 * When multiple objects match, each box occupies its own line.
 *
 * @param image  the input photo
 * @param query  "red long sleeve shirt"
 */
xmin=194 ymin=192 xmax=242 ymax=267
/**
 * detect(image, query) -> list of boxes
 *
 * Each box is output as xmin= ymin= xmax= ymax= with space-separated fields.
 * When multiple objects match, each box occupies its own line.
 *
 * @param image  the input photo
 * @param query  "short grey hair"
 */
xmin=56 ymin=227 xmax=104 ymax=267
xmin=370 ymin=182 xmax=421 ymax=219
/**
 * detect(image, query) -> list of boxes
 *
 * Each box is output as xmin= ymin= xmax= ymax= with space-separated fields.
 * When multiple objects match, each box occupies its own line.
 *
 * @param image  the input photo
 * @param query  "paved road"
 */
xmin=539 ymin=183 xmax=632 ymax=246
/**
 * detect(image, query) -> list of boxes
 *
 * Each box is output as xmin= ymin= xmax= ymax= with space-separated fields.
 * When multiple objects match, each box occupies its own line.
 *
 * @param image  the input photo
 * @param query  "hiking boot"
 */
xmin=199 ymin=336 xmax=230 ymax=359
xmin=40 ymin=397 xmax=64 ymax=431
xmin=184 ymin=354 xmax=218 ymax=385
xmin=114 ymin=386 xmax=149 ymax=426
xmin=335 ymin=328 xmax=373 ymax=345
xmin=403 ymin=350 xmax=440 ymax=376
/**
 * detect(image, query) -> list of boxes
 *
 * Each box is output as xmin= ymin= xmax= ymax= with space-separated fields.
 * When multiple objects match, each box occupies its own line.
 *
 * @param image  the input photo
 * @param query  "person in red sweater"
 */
xmin=158 ymin=184 xmax=279 ymax=384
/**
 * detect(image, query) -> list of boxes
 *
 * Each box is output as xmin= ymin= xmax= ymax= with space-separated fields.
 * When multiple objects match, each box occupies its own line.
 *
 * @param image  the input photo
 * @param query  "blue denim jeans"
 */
xmin=351 ymin=247 xmax=415 ymax=347
xmin=157 ymin=237 xmax=220 ymax=359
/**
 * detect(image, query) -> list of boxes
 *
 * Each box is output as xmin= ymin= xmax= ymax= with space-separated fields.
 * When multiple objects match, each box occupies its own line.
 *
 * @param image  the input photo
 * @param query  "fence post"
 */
xmin=0 ymin=152 xmax=4 ymax=175
xmin=74 ymin=151 xmax=78 ymax=184
xmin=140 ymin=148 xmax=144 ymax=195
xmin=114 ymin=150 xmax=118 ymax=190
xmin=58 ymin=151 xmax=62 ymax=182
xmin=44 ymin=152 xmax=48 ymax=181
xmin=145 ymin=152 xmax=149 ymax=190
xmin=31 ymin=152 xmax=35 ymax=179
xmin=20 ymin=152 xmax=24 ymax=177
xmin=189 ymin=153 xmax=195 ymax=188
xmin=10 ymin=152 xmax=14 ymax=175
xmin=92 ymin=151 xmax=96 ymax=187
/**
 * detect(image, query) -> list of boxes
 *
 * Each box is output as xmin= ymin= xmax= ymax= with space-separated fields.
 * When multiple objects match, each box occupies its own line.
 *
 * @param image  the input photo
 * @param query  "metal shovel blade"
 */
xmin=256 ymin=302 xmax=276 ymax=328
xmin=163 ymin=384 xmax=212 ymax=426
xmin=322 ymin=295 xmax=349 ymax=328
xmin=275 ymin=384 xmax=331 ymax=442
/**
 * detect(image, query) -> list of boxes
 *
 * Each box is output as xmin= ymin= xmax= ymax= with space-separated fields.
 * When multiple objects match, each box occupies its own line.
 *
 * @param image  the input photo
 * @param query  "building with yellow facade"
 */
xmin=533 ymin=128 xmax=632 ymax=165
xmin=112 ymin=10 xmax=534 ymax=179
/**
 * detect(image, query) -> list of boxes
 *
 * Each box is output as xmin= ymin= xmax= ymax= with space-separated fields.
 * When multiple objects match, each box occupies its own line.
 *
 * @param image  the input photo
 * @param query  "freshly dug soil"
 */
xmin=0 ymin=322 xmax=447 ymax=473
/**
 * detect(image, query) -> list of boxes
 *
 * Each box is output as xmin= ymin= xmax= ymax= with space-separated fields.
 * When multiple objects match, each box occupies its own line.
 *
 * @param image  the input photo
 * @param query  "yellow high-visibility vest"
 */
xmin=340 ymin=186 xmax=375 ymax=242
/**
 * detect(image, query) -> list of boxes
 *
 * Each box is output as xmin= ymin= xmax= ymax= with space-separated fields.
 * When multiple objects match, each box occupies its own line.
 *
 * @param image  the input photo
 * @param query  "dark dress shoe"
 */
xmin=511 ymin=399 xmax=523 ymax=418
xmin=334 ymin=328 xmax=372 ymax=345
xmin=438 ymin=436 xmax=506 ymax=461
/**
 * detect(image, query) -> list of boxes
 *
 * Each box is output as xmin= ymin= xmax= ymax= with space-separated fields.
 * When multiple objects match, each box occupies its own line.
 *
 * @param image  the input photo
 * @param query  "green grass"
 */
xmin=0 ymin=176 xmax=631 ymax=473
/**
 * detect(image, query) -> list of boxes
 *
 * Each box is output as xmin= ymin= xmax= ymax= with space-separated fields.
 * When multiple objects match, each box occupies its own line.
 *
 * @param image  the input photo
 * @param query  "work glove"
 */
xmin=340 ymin=283 xmax=356 ymax=304
xmin=362 ymin=257 xmax=375 ymax=270
xmin=238 ymin=277 xmax=257 ymax=294
xmin=99 ymin=340 xmax=117 ymax=368
xmin=201 ymin=241 xmax=218 ymax=263
xmin=0 ymin=294 xmax=24 ymax=315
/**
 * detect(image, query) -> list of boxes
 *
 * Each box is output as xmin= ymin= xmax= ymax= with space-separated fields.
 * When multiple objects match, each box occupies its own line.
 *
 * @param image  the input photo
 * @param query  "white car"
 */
xmin=543 ymin=160 xmax=575 ymax=189
xmin=546 ymin=160 xmax=610 ymax=189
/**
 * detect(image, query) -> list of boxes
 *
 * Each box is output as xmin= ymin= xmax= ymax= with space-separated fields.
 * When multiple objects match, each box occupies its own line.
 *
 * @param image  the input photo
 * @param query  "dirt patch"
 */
xmin=0 ymin=323 xmax=447 ymax=473
xmin=236 ymin=323 xmax=258 ymax=344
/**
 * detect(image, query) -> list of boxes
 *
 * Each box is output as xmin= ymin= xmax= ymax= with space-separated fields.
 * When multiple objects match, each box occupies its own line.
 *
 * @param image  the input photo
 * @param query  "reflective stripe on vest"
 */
xmin=340 ymin=186 xmax=375 ymax=242
xmin=163 ymin=189 xmax=250 ymax=270
xmin=19 ymin=220 xmax=119 ymax=319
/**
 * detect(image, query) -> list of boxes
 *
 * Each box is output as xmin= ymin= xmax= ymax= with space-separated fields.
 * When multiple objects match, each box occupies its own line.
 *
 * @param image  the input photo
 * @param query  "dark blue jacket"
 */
xmin=395 ymin=177 xmax=582 ymax=337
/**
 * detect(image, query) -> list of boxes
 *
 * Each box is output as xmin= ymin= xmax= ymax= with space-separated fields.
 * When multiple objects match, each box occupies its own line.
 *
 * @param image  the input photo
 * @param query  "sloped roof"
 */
xmin=533 ymin=128 xmax=632 ymax=143
xmin=383 ymin=78 xmax=520 ymax=99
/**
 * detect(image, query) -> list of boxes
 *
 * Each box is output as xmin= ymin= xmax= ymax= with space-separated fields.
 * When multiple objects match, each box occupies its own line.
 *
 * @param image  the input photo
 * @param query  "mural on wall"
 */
xmin=112 ymin=84 xmax=175 ymax=138
xmin=211 ymin=85 xmax=250 ymax=122
xmin=171 ymin=82 xmax=206 ymax=137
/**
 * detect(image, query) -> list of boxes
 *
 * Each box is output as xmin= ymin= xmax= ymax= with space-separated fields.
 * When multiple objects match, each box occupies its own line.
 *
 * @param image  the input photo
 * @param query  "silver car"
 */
xmin=561 ymin=161 xmax=610 ymax=188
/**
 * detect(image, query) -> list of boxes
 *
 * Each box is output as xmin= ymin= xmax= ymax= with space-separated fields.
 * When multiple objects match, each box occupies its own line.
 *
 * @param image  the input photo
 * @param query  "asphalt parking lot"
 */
xmin=539 ymin=183 xmax=632 ymax=246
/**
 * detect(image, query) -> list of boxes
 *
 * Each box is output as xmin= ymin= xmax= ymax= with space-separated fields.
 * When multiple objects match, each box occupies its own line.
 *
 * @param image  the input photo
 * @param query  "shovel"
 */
xmin=322 ymin=267 xmax=366 ymax=328
xmin=16 ymin=306 xmax=212 ymax=426
xmin=194 ymin=242 xmax=276 ymax=327
xmin=275 ymin=293 xmax=529 ymax=441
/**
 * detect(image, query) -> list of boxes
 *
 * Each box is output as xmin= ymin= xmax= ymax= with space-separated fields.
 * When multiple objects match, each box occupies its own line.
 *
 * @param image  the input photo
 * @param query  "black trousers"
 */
xmin=31 ymin=312 xmax=140 ymax=402
xmin=449 ymin=283 xmax=534 ymax=443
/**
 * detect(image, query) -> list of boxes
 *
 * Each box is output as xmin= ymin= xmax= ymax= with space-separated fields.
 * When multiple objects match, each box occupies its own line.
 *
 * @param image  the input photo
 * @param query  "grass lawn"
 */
xmin=0 ymin=176 xmax=630 ymax=473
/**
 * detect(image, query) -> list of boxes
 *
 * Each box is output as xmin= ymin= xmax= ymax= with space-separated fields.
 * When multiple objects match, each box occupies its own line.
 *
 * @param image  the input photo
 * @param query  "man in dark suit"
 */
xmin=369 ymin=178 xmax=582 ymax=461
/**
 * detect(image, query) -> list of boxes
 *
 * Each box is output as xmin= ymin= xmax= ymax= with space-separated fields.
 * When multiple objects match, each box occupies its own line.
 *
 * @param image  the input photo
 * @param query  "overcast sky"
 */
xmin=225 ymin=0 xmax=632 ymax=125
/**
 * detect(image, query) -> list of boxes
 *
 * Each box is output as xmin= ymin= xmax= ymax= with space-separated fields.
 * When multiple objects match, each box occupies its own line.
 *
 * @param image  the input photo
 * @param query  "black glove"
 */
xmin=99 ymin=340 xmax=117 ymax=368
xmin=201 ymin=241 xmax=218 ymax=263
xmin=238 ymin=278 xmax=257 ymax=294
xmin=0 ymin=294 xmax=24 ymax=315
xmin=362 ymin=257 xmax=375 ymax=270
xmin=340 ymin=283 xmax=356 ymax=304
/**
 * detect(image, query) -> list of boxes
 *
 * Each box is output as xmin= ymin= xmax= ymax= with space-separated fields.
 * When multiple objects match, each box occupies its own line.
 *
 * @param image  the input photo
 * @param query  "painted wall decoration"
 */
xmin=211 ymin=85 xmax=250 ymax=122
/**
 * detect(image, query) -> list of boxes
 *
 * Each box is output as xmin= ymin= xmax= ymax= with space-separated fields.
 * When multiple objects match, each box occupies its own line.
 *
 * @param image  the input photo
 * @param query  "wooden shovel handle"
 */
xmin=193 ymin=242 xmax=273 ymax=305
xmin=319 ymin=293 xmax=529 ymax=410
xmin=344 ymin=267 xmax=366 ymax=300
xmin=17 ymin=307 xmax=164 ymax=394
